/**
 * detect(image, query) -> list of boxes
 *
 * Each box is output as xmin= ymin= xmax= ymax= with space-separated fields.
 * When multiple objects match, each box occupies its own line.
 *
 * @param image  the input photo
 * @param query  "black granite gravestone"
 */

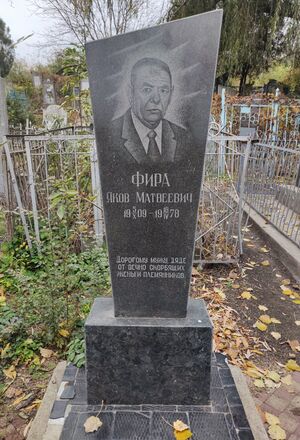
xmin=86 ymin=10 xmax=222 ymax=318
xmin=85 ymin=10 xmax=222 ymax=405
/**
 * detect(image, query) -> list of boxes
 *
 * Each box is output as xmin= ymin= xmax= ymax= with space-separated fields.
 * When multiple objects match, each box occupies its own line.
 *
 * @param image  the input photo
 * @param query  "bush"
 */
xmin=0 ymin=232 xmax=110 ymax=368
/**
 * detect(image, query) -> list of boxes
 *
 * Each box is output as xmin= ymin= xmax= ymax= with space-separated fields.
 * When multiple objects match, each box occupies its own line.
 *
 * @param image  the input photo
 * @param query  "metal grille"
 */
xmin=195 ymin=135 xmax=249 ymax=264
xmin=225 ymin=101 xmax=300 ymax=144
xmin=244 ymin=142 xmax=300 ymax=246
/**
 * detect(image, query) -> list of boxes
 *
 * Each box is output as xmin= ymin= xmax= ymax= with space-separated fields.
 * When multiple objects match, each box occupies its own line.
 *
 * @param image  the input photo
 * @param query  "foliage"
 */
xmin=67 ymin=335 xmax=85 ymax=368
xmin=167 ymin=0 xmax=300 ymax=94
xmin=0 ymin=18 xmax=14 ymax=78
xmin=49 ymin=47 xmax=92 ymax=125
xmin=6 ymin=61 xmax=43 ymax=125
xmin=7 ymin=96 xmax=31 ymax=126
xmin=0 ymin=225 xmax=110 ymax=369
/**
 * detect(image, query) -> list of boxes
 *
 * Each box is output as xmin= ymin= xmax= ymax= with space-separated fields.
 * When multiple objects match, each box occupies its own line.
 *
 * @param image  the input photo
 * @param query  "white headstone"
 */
xmin=43 ymin=105 xmax=67 ymax=130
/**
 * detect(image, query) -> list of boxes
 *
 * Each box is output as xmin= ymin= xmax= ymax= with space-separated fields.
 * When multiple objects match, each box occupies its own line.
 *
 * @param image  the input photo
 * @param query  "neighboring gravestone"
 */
xmin=43 ymin=105 xmax=67 ymax=130
xmin=85 ymin=10 xmax=222 ymax=404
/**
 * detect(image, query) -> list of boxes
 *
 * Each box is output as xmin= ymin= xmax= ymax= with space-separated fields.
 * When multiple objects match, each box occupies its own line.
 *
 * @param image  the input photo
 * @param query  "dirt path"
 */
xmin=193 ymin=222 xmax=300 ymax=370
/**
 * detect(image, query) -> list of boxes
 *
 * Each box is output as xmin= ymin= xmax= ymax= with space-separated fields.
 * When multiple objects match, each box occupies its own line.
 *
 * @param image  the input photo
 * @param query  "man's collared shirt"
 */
xmin=131 ymin=111 xmax=162 ymax=154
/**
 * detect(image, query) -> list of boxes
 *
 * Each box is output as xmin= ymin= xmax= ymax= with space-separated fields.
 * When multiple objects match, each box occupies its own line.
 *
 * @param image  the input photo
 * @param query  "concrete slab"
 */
xmin=27 ymin=361 xmax=66 ymax=440
xmin=243 ymin=202 xmax=300 ymax=282
xmin=230 ymin=365 xmax=269 ymax=440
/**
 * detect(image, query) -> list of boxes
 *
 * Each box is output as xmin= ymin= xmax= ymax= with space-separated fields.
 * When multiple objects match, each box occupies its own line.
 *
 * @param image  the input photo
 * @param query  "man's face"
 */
xmin=130 ymin=64 xmax=172 ymax=127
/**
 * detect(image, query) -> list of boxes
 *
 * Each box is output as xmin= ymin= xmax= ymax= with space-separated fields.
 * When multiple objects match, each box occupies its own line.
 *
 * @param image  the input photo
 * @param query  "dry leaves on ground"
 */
xmin=84 ymin=416 xmax=103 ymax=433
xmin=193 ymin=274 xmax=264 ymax=371
xmin=265 ymin=412 xmax=286 ymax=440
xmin=173 ymin=420 xmax=193 ymax=440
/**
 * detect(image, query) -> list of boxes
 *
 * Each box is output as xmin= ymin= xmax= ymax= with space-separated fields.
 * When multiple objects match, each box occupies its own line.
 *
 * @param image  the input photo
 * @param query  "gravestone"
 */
xmin=85 ymin=10 xmax=222 ymax=405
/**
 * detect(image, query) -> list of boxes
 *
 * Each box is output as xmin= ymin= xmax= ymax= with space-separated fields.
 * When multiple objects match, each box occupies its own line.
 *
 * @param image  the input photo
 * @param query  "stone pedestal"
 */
xmin=85 ymin=297 xmax=213 ymax=405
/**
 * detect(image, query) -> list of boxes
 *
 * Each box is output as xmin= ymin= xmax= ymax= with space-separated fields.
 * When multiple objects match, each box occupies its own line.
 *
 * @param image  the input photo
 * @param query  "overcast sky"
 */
xmin=1 ymin=0 xmax=58 ymax=64
xmin=1 ymin=0 xmax=170 ymax=66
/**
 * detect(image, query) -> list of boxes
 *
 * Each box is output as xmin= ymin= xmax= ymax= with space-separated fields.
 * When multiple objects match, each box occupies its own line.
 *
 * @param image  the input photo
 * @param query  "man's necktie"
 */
xmin=147 ymin=130 xmax=161 ymax=162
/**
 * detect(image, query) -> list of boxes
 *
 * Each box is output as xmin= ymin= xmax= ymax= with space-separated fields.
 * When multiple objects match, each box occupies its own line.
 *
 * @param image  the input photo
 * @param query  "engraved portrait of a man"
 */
xmin=108 ymin=57 xmax=194 ymax=165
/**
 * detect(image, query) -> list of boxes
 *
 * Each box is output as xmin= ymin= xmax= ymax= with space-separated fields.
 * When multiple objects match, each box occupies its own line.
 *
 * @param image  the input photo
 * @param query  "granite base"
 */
xmin=85 ymin=298 xmax=213 ymax=405
xmin=55 ymin=354 xmax=254 ymax=440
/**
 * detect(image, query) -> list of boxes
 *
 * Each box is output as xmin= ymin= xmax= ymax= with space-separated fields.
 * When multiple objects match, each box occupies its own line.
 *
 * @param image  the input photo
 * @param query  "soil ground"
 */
xmin=197 ymin=222 xmax=300 ymax=371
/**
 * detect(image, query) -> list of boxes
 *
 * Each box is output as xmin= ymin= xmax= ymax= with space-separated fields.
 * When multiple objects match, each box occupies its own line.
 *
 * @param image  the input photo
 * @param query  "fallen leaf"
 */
xmin=280 ymin=287 xmax=293 ymax=296
xmin=282 ymin=279 xmax=290 ymax=286
xmin=3 ymin=365 xmax=16 ymax=380
xmin=265 ymin=412 xmax=280 ymax=426
xmin=270 ymin=318 xmax=281 ymax=324
xmin=271 ymin=332 xmax=281 ymax=341
xmin=288 ymin=340 xmax=300 ymax=352
xmin=266 ymin=371 xmax=281 ymax=383
xmin=292 ymin=299 xmax=300 ymax=304
xmin=84 ymin=416 xmax=103 ymax=433
xmin=268 ymin=424 xmax=286 ymax=440
xmin=24 ymin=400 xmax=42 ymax=412
xmin=174 ymin=429 xmax=193 ymax=440
xmin=261 ymin=260 xmax=270 ymax=267
xmin=214 ymin=288 xmax=226 ymax=300
xmin=173 ymin=420 xmax=189 ymax=432
xmin=260 ymin=247 xmax=269 ymax=253
xmin=258 ymin=305 xmax=268 ymax=311
xmin=245 ymin=368 xmax=264 ymax=379
xmin=265 ymin=379 xmax=278 ymax=388
xmin=281 ymin=375 xmax=292 ymax=386
xmin=241 ymin=291 xmax=252 ymax=300
xmin=12 ymin=393 xmax=33 ymax=407
xmin=1 ymin=343 xmax=11 ymax=358
xmin=285 ymin=359 xmax=300 ymax=372
xmin=40 ymin=348 xmax=53 ymax=359
xmin=232 ymin=284 xmax=240 ymax=289
xmin=192 ymin=267 xmax=200 ymax=277
xmin=259 ymin=315 xmax=272 ymax=324
xmin=253 ymin=379 xmax=265 ymax=388
xmin=58 ymin=329 xmax=70 ymax=338
xmin=254 ymin=321 xmax=267 ymax=331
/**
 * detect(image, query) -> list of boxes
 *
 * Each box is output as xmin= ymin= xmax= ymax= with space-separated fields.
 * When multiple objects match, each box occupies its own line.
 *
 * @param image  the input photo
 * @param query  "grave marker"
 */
xmin=85 ymin=10 xmax=222 ymax=404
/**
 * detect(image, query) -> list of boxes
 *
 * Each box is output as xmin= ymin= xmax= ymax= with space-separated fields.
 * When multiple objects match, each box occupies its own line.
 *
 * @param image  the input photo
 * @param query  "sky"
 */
xmin=1 ymin=0 xmax=170 ymax=66
xmin=1 ymin=0 xmax=57 ymax=64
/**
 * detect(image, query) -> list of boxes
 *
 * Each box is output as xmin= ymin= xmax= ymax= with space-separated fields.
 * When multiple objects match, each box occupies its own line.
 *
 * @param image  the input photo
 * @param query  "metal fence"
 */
xmin=195 ymin=134 xmax=249 ymax=264
xmin=1 ymin=132 xmax=249 ymax=264
xmin=3 ymin=128 xmax=299 ymax=262
xmin=222 ymin=95 xmax=300 ymax=144
xmin=2 ymin=134 xmax=103 ymax=251
xmin=243 ymin=142 xmax=300 ymax=247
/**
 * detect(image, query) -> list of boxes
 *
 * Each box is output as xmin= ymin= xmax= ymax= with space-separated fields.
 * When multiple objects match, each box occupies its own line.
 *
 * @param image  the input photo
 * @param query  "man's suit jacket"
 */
xmin=105 ymin=109 xmax=195 ymax=166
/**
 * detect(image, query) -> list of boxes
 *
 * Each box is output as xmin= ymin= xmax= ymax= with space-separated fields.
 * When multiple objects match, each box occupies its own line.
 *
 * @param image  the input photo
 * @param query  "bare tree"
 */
xmin=30 ymin=0 xmax=170 ymax=47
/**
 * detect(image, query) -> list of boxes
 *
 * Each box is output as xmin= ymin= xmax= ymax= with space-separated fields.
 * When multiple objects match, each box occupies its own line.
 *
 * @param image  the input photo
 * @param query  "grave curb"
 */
xmin=230 ymin=365 xmax=269 ymax=440
xmin=27 ymin=361 xmax=66 ymax=440
xmin=244 ymin=203 xmax=300 ymax=282
xmin=26 ymin=360 xmax=264 ymax=440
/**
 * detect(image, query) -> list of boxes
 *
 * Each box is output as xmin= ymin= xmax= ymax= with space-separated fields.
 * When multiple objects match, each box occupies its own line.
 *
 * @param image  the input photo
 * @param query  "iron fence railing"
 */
xmin=2 ymin=130 xmax=299 ymax=263
xmin=1 ymin=132 xmax=250 ymax=264
xmin=244 ymin=142 xmax=300 ymax=247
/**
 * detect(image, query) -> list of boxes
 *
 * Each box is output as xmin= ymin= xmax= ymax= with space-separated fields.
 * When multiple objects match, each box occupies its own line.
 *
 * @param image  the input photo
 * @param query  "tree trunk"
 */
xmin=238 ymin=64 xmax=250 ymax=95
